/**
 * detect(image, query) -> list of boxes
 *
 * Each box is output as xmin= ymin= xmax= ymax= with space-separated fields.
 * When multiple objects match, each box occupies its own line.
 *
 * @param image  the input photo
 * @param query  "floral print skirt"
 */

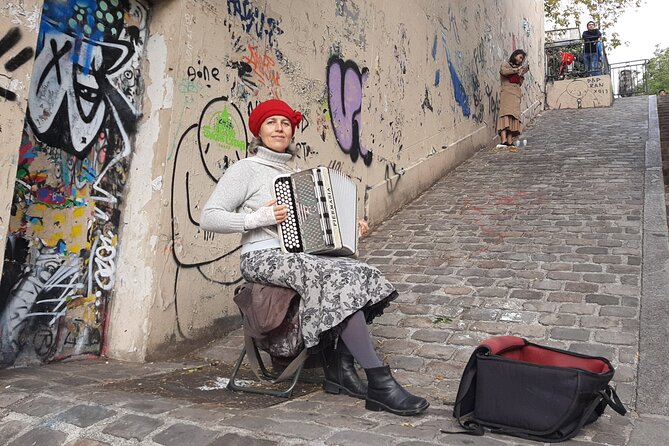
xmin=240 ymin=248 xmax=397 ymax=349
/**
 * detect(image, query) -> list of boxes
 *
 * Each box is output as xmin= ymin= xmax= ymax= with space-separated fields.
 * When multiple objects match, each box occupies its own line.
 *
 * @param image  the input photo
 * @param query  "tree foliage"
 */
xmin=545 ymin=0 xmax=643 ymax=48
xmin=646 ymin=46 xmax=669 ymax=94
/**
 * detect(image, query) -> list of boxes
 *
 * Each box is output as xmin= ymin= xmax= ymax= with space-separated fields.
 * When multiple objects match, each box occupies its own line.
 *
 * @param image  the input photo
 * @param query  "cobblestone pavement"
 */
xmin=2 ymin=96 xmax=669 ymax=445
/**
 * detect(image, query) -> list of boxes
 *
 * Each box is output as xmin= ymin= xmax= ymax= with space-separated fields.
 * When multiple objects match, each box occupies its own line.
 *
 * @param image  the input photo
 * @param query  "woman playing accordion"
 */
xmin=200 ymin=99 xmax=428 ymax=416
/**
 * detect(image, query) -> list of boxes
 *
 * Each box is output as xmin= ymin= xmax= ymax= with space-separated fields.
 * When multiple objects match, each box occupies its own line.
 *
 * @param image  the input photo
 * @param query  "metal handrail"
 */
xmin=545 ymin=27 xmax=610 ymax=81
xmin=545 ymin=28 xmax=650 ymax=98
xmin=609 ymin=60 xmax=649 ymax=97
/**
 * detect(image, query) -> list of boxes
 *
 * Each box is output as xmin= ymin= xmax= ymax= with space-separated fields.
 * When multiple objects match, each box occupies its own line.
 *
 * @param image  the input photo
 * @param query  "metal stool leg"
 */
xmin=226 ymin=341 xmax=306 ymax=398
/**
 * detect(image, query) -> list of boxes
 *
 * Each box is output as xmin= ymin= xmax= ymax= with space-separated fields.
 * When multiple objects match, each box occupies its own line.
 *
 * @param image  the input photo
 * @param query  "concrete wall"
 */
xmin=546 ymin=75 xmax=613 ymax=109
xmin=0 ymin=0 xmax=545 ymax=366
xmin=109 ymin=0 xmax=545 ymax=361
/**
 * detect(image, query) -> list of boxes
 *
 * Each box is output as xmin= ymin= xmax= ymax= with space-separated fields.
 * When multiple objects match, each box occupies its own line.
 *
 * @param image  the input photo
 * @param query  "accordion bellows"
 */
xmin=273 ymin=167 xmax=358 ymax=256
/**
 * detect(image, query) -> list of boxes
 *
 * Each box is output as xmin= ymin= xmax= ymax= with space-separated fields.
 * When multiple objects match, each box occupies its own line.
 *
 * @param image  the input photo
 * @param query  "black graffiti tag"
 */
xmin=0 ymin=27 xmax=36 ymax=101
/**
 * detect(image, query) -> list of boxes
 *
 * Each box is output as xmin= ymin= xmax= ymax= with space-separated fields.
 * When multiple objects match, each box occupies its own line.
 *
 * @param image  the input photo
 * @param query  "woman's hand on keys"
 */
xmin=266 ymin=199 xmax=288 ymax=224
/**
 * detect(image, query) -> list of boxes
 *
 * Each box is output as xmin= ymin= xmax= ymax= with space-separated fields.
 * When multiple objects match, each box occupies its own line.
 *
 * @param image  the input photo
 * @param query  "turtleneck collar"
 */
xmin=255 ymin=146 xmax=293 ymax=165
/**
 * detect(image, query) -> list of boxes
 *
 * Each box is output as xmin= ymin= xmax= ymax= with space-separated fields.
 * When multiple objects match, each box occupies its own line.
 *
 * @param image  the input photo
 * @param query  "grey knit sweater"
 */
xmin=200 ymin=147 xmax=294 ymax=247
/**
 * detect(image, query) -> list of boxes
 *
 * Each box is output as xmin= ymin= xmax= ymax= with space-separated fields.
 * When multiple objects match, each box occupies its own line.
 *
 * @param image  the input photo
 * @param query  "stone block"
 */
xmin=102 ymin=414 xmax=163 ymax=440
xmin=7 ymin=428 xmax=67 ymax=446
xmin=152 ymin=423 xmax=219 ymax=446
xmin=57 ymin=405 xmax=116 ymax=428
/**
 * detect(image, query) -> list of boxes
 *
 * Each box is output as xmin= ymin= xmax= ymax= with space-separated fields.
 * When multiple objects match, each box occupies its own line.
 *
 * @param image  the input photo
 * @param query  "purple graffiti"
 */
xmin=326 ymin=56 xmax=372 ymax=166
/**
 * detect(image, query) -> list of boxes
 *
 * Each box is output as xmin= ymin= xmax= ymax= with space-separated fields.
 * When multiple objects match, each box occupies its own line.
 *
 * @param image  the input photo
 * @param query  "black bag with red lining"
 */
xmin=443 ymin=336 xmax=627 ymax=443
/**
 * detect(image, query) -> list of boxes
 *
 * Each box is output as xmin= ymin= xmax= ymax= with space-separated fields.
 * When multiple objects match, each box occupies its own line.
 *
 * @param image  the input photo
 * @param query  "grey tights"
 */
xmin=339 ymin=310 xmax=383 ymax=369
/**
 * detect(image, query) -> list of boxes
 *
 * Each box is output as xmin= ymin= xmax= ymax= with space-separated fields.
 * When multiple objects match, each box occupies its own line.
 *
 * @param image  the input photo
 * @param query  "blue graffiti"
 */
xmin=445 ymin=46 xmax=469 ymax=117
xmin=41 ymin=0 xmax=128 ymax=75
xmin=432 ymin=35 xmax=439 ymax=86
xmin=226 ymin=0 xmax=283 ymax=48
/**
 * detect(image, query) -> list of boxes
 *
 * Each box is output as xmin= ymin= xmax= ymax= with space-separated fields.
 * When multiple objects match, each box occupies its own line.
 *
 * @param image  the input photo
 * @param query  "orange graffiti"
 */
xmin=243 ymin=44 xmax=282 ymax=98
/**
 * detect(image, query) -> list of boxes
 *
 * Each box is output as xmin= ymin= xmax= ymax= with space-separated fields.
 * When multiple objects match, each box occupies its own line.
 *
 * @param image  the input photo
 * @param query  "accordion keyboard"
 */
xmin=274 ymin=176 xmax=303 ymax=253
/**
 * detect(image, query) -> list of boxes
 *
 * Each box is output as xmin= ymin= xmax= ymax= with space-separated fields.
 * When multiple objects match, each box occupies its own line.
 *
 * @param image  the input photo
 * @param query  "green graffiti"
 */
xmin=202 ymin=106 xmax=246 ymax=151
xmin=16 ymin=163 xmax=30 ymax=180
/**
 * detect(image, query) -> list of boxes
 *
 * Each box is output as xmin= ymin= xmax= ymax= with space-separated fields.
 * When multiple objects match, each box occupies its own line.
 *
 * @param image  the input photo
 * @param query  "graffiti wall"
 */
xmin=546 ymin=75 xmax=613 ymax=109
xmin=0 ymin=0 xmax=149 ymax=367
xmin=100 ymin=0 xmax=544 ymax=358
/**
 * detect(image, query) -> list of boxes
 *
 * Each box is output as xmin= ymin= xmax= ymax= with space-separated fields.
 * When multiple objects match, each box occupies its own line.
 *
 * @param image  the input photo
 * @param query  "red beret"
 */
xmin=248 ymin=99 xmax=303 ymax=137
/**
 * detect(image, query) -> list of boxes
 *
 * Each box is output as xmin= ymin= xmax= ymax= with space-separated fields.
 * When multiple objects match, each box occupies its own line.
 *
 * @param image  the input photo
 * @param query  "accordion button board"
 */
xmin=274 ymin=176 xmax=303 ymax=252
xmin=273 ymin=167 xmax=357 ymax=256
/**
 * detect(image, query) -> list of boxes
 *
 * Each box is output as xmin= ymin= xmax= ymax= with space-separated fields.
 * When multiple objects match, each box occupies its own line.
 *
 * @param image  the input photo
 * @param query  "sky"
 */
xmin=601 ymin=0 xmax=669 ymax=64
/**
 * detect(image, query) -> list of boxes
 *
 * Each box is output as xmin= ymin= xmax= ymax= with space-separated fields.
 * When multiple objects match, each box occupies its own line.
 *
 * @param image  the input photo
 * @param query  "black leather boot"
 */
xmin=322 ymin=341 xmax=367 ymax=399
xmin=365 ymin=366 xmax=429 ymax=416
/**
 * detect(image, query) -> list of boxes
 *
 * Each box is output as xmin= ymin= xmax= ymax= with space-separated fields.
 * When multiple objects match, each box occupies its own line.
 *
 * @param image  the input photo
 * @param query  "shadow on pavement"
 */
xmin=100 ymin=362 xmax=322 ymax=409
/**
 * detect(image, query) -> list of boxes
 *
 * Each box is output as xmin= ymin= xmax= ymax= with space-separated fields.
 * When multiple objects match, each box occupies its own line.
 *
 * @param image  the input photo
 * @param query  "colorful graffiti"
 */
xmin=326 ymin=56 xmax=373 ymax=166
xmin=0 ymin=0 xmax=148 ymax=368
xmin=202 ymin=106 xmax=247 ymax=151
xmin=220 ymin=11 xmax=284 ymax=103
xmin=26 ymin=0 xmax=142 ymax=158
xmin=243 ymin=44 xmax=281 ymax=98
xmin=0 ymin=27 xmax=35 ymax=101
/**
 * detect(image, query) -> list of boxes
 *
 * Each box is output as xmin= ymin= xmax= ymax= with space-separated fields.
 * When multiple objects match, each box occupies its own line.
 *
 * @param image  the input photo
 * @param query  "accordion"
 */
xmin=273 ymin=167 xmax=358 ymax=256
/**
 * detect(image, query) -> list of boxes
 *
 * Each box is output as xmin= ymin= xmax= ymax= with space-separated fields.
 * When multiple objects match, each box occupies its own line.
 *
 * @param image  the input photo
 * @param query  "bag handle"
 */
xmin=245 ymin=335 xmax=265 ymax=382
xmin=553 ymin=385 xmax=626 ymax=442
xmin=600 ymin=385 xmax=627 ymax=416
xmin=440 ymin=419 xmax=484 ymax=437
xmin=273 ymin=349 xmax=308 ymax=383
xmin=480 ymin=336 xmax=526 ymax=355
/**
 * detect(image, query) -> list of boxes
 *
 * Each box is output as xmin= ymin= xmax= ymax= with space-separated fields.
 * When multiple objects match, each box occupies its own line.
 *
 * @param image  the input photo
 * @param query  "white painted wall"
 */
xmin=546 ymin=75 xmax=613 ymax=109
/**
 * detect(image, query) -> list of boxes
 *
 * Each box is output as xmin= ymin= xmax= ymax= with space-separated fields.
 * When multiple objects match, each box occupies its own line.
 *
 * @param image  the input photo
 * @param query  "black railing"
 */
xmin=609 ymin=60 xmax=648 ymax=98
xmin=545 ymin=28 xmax=610 ymax=81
